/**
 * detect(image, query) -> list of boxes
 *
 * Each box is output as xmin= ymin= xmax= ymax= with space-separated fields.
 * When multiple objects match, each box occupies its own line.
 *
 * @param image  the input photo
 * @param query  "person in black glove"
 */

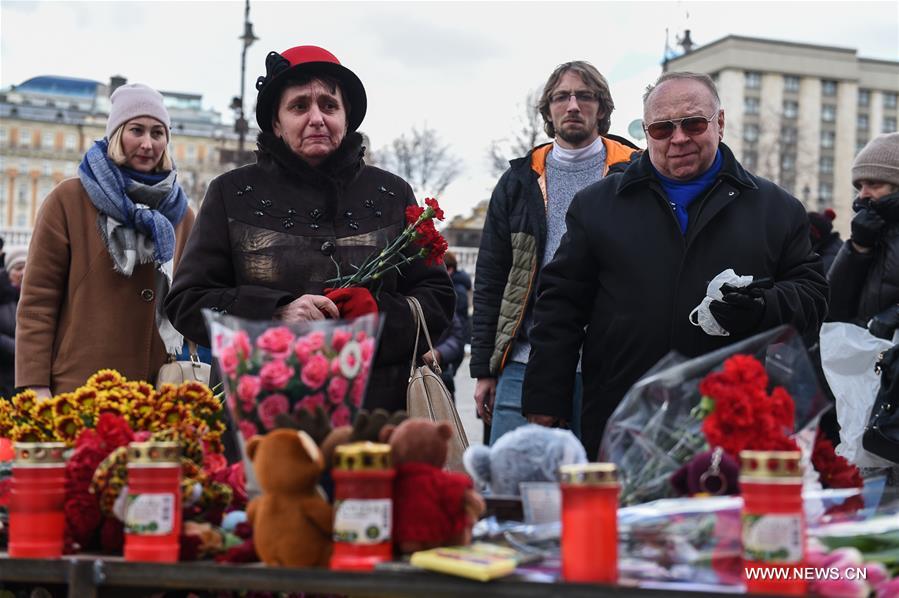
xmin=869 ymin=304 xmax=899 ymax=340
xmin=850 ymin=201 xmax=887 ymax=251
xmin=709 ymin=278 xmax=772 ymax=336
xmin=826 ymin=132 xmax=899 ymax=327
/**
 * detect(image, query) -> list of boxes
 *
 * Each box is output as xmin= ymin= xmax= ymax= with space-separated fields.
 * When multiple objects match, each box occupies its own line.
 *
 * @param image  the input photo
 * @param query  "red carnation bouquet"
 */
xmin=695 ymin=354 xmax=862 ymax=500
xmin=326 ymin=197 xmax=448 ymax=290
xmin=601 ymin=326 xmax=834 ymax=505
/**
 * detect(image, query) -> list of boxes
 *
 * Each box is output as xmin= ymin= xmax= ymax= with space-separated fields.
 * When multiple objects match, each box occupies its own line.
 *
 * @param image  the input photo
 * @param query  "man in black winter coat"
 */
xmin=522 ymin=72 xmax=829 ymax=459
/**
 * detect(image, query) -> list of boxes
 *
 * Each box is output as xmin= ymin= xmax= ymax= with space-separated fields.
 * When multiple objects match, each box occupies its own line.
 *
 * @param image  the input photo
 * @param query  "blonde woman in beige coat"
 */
xmin=16 ymin=84 xmax=194 ymax=397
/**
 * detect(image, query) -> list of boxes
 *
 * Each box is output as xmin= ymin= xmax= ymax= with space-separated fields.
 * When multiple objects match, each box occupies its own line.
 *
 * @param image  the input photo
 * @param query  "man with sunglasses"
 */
xmin=471 ymin=61 xmax=639 ymax=445
xmin=522 ymin=72 xmax=828 ymax=459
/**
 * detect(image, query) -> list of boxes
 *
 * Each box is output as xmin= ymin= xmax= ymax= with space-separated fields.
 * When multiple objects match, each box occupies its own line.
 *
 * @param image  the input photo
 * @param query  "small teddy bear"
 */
xmin=246 ymin=428 xmax=333 ymax=567
xmin=463 ymin=424 xmax=587 ymax=495
xmin=389 ymin=418 xmax=485 ymax=554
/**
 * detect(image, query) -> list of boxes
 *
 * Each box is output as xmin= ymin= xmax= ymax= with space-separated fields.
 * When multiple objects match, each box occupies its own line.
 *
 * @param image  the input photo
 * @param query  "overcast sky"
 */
xmin=2 ymin=0 xmax=897 ymax=221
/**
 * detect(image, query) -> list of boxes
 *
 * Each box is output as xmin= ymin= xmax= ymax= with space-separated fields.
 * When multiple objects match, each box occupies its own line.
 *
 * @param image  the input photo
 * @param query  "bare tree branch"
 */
xmin=487 ymin=89 xmax=550 ymax=177
xmin=377 ymin=125 xmax=462 ymax=198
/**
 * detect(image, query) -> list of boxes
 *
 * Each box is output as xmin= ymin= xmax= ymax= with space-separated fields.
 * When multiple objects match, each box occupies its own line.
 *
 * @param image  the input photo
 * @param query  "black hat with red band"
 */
xmin=255 ymin=45 xmax=367 ymax=133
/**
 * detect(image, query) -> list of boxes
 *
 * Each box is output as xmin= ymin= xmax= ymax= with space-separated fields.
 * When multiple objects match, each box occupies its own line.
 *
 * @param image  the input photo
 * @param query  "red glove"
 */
xmin=324 ymin=287 xmax=379 ymax=319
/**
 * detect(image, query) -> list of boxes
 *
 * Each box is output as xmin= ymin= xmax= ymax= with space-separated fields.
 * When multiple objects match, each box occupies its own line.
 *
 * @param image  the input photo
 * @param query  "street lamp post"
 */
xmin=234 ymin=0 xmax=258 ymax=154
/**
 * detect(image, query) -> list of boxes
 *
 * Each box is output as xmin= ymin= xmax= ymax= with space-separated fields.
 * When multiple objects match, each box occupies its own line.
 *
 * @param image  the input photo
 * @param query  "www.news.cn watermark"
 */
xmin=745 ymin=567 xmax=868 ymax=581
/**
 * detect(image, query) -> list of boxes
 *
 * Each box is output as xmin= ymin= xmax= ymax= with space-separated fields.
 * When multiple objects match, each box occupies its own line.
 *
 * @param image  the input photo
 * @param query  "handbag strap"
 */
xmin=406 ymin=296 xmax=441 ymax=377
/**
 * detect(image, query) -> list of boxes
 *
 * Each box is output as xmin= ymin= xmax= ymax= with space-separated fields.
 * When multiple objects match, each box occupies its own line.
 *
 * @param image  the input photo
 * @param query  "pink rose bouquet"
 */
xmin=205 ymin=312 xmax=380 ymax=442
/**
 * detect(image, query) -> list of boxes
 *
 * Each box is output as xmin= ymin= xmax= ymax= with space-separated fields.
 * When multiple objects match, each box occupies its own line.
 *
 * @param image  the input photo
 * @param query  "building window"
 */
xmin=858 ymin=89 xmax=870 ymax=107
xmin=885 ymin=92 xmax=898 ymax=109
xmin=781 ymin=154 xmax=796 ymax=172
xmin=782 ymin=126 xmax=798 ymax=144
xmin=18 ymin=128 xmax=31 ymax=148
xmin=42 ymin=161 xmax=52 ymax=176
xmin=857 ymin=137 xmax=869 ymax=154
xmin=821 ymin=80 xmax=838 ymax=97
xmin=0 ymin=127 xmax=7 ymax=146
xmin=63 ymin=162 xmax=76 ymax=176
xmin=41 ymin=131 xmax=54 ymax=149
xmin=744 ymin=124 xmax=760 ymax=143
xmin=821 ymin=130 xmax=835 ymax=148
xmin=743 ymin=151 xmax=758 ymax=170
xmin=819 ymin=182 xmax=833 ymax=203
xmin=821 ymin=105 xmax=836 ymax=123
xmin=858 ymin=114 xmax=869 ymax=130
xmin=820 ymin=156 xmax=834 ymax=174
xmin=784 ymin=75 xmax=800 ymax=92
xmin=884 ymin=117 xmax=898 ymax=133
xmin=744 ymin=96 xmax=760 ymax=115
xmin=783 ymin=100 xmax=799 ymax=119
xmin=745 ymin=71 xmax=762 ymax=89
xmin=186 ymin=144 xmax=197 ymax=160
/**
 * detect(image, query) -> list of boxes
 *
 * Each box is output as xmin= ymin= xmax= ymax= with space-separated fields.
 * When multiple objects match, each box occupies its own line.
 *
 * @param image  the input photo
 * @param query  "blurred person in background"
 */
xmin=16 ymin=84 xmax=195 ymax=398
xmin=423 ymin=252 xmax=471 ymax=395
xmin=0 ymin=246 xmax=26 ymax=399
xmin=808 ymin=208 xmax=842 ymax=274
xmin=827 ymin=133 xmax=899 ymax=341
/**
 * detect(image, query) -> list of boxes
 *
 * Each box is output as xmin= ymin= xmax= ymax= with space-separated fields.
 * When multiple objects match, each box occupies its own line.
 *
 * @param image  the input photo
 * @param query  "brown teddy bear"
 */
xmin=246 ymin=429 xmax=333 ymax=567
xmin=389 ymin=419 xmax=485 ymax=554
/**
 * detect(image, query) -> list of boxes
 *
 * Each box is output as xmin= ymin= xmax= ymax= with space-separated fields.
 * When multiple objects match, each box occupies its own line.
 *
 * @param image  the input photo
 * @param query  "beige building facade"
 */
xmin=0 ymin=76 xmax=253 ymax=245
xmin=666 ymin=35 xmax=899 ymax=234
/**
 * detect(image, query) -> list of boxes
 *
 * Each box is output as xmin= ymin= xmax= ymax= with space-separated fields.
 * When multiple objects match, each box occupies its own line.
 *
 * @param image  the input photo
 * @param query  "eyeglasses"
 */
xmin=550 ymin=90 xmax=600 ymax=105
xmin=643 ymin=113 xmax=718 ymax=140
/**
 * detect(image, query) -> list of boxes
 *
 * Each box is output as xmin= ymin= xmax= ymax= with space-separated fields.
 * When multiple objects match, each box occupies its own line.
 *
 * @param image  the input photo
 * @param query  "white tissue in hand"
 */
xmin=689 ymin=268 xmax=754 ymax=337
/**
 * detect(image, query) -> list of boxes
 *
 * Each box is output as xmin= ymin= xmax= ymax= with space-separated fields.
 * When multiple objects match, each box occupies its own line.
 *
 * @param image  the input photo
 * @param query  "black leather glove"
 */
xmin=850 ymin=207 xmax=886 ymax=248
xmin=709 ymin=291 xmax=766 ymax=336
xmin=868 ymin=304 xmax=899 ymax=340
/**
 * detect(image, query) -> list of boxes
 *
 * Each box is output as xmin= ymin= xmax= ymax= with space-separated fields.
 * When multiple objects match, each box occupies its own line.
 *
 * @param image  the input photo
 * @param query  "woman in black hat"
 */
xmin=165 ymin=45 xmax=454 ymax=412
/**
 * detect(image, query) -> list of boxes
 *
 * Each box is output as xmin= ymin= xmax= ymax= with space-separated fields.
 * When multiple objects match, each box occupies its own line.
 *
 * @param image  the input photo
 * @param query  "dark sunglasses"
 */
xmin=644 ymin=113 xmax=717 ymax=140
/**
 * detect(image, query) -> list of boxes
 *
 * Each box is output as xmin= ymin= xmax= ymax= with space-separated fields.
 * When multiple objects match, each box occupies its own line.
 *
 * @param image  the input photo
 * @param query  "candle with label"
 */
xmin=740 ymin=450 xmax=806 ymax=595
xmin=124 ymin=441 xmax=182 ymax=563
xmin=330 ymin=442 xmax=395 ymax=571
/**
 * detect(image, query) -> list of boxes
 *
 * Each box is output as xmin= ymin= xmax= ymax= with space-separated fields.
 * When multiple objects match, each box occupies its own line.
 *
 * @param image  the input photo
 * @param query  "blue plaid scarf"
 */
xmin=78 ymin=139 xmax=189 ymax=354
xmin=78 ymin=138 xmax=187 ymax=268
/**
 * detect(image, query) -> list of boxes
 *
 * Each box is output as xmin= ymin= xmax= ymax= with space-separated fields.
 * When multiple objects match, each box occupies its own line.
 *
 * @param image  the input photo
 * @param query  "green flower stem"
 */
xmin=327 ymin=210 xmax=435 ymax=288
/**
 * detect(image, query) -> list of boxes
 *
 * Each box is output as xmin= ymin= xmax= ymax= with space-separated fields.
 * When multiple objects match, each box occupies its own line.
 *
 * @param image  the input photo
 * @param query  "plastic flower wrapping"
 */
xmin=600 ymin=325 xmax=831 ymax=506
xmin=204 ymin=310 xmax=381 ymax=441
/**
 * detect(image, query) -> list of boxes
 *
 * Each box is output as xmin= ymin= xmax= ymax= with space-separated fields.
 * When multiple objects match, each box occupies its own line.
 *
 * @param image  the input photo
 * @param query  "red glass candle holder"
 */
xmin=8 ymin=442 xmax=67 ymax=558
xmin=740 ymin=450 xmax=806 ymax=596
xmin=330 ymin=442 xmax=395 ymax=571
xmin=124 ymin=441 xmax=182 ymax=563
xmin=560 ymin=462 xmax=619 ymax=584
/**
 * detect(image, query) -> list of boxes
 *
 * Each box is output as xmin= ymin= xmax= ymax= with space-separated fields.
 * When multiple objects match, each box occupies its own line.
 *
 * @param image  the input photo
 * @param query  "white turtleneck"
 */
xmin=550 ymin=136 xmax=605 ymax=163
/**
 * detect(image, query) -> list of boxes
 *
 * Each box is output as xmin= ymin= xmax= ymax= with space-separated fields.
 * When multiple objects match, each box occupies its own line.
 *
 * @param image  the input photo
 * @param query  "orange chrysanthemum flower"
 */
xmin=31 ymin=400 xmax=55 ymax=424
xmin=10 ymin=424 xmax=47 ymax=442
xmin=87 ymin=369 xmax=126 ymax=391
xmin=52 ymin=393 xmax=78 ymax=418
xmin=54 ymin=415 xmax=84 ymax=444
xmin=11 ymin=390 xmax=38 ymax=416
xmin=72 ymin=387 xmax=100 ymax=413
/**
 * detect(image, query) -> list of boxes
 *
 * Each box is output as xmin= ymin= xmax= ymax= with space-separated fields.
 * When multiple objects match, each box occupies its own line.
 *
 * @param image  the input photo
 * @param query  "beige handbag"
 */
xmin=405 ymin=296 xmax=469 ymax=472
xmin=156 ymin=341 xmax=211 ymax=389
